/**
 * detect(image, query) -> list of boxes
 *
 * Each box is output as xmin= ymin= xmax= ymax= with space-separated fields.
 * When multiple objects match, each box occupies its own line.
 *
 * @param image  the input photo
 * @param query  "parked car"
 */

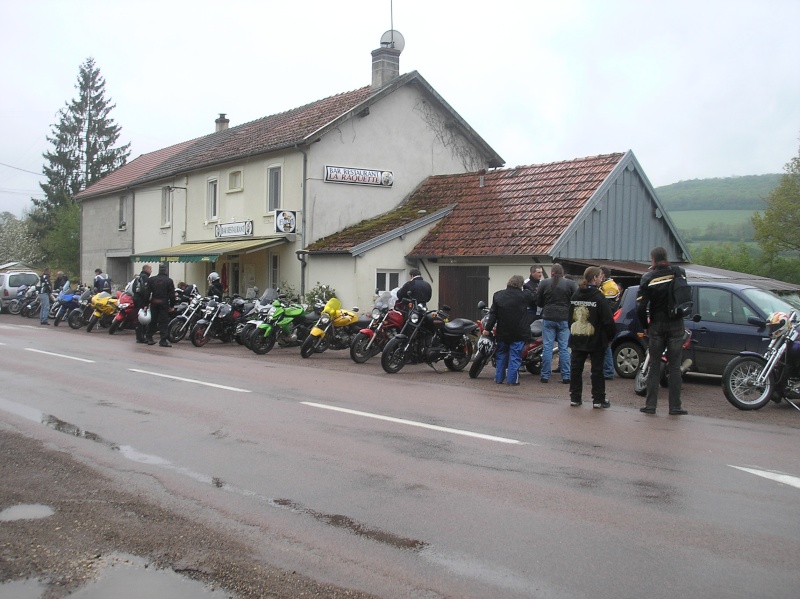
xmin=611 ymin=281 xmax=795 ymax=378
xmin=0 ymin=270 xmax=40 ymax=313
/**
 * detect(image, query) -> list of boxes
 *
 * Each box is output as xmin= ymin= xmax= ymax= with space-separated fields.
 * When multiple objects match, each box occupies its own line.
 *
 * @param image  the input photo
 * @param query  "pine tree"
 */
xmin=33 ymin=57 xmax=130 ymax=227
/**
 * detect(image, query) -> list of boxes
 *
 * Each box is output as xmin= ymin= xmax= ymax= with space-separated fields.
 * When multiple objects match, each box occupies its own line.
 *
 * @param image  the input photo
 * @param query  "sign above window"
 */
xmin=324 ymin=165 xmax=393 ymax=187
xmin=215 ymin=220 xmax=253 ymax=239
xmin=274 ymin=210 xmax=297 ymax=234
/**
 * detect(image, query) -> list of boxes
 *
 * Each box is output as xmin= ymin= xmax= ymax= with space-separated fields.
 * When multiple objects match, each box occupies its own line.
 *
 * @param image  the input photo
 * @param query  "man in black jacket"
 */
xmin=397 ymin=269 xmax=432 ymax=304
xmin=483 ymin=275 xmax=537 ymax=385
xmin=636 ymin=246 xmax=688 ymax=415
xmin=146 ymin=263 xmax=175 ymax=347
xmin=132 ymin=264 xmax=152 ymax=344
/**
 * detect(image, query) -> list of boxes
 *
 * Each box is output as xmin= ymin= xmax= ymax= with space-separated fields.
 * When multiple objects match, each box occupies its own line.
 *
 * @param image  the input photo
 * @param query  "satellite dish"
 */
xmin=380 ymin=30 xmax=405 ymax=53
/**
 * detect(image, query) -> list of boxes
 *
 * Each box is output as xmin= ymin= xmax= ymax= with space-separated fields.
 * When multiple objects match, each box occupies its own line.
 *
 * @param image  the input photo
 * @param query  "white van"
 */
xmin=0 ymin=270 xmax=40 ymax=312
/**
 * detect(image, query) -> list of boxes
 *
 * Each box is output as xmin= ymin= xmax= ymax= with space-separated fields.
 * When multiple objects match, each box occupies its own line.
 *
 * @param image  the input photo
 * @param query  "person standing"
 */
xmin=635 ymin=246 xmax=688 ymax=415
xmin=39 ymin=268 xmax=52 ymax=325
xmin=523 ymin=266 xmax=544 ymax=295
xmin=599 ymin=266 xmax=621 ymax=381
xmin=483 ymin=275 xmax=537 ymax=385
xmin=146 ymin=263 xmax=175 ymax=347
xmin=93 ymin=268 xmax=111 ymax=294
xmin=568 ymin=267 xmax=617 ymax=408
xmin=207 ymin=272 xmax=225 ymax=299
xmin=53 ymin=271 xmax=68 ymax=292
xmin=397 ymin=268 xmax=433 ymax=304
xmin=536 ymin=264 xmax=577 ymax=384
xmin=132 ymin=264 xmax=152 ymax=344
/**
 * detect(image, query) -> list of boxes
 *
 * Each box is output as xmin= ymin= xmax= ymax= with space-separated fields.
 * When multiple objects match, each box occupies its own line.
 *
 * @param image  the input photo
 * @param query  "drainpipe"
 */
xmin=295 ymin=144 xmax=309 ymax=298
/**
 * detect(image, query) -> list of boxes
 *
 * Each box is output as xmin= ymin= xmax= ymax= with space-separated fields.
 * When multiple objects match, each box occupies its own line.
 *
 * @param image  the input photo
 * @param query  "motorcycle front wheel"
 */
xmin=67 ymin=309 xmax=84 ymax=329
xmin=722 ymin=356 xmax=773 ymax=410
xmin=86 ymin=314 xmax=98 ymax=333
xmin=108 ymin=318 xmax=121 ymax=335
xmin=444 ymin=339 xmax=474 ymax=372
xmin=381 ymin=337 xmax=408 ymax=374
xmin=468 ymin=347 xmax=490 ymax=379
xmin=48 ymin=303 xmax=59 ymax=319
xmin=300 ymin=334 xmax=322 ymax=358
xmin=190 ymin=322 xmax=211 ymax=347
xmin=251 ymin=331 xmax=276 ymax=355
xmin=633 ymin=361 xmax=649 ymax=397
xmin=8 ymin=300 xmax=22 ymax=315
xmin=168 ymin=318 xmax=189 ymax=343
xmin=350 ymin=332 xmax=379 ymax=364
xmin=26 ymin=299 xmax=41 ymax=318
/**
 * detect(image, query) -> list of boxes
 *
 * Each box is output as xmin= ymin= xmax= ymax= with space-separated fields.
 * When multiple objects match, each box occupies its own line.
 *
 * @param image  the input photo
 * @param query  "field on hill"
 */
xmin=668 ymin=209 xmax=758 ymax=231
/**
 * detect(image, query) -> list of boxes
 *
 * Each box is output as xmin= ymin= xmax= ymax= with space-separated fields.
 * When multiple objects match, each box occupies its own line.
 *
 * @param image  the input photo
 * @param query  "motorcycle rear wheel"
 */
xmin=67 ymin=309 xmax=84 ymax=329
xmin=468 ymin=347 xmax=490 ymax=379
xmin=300 ymin=334 xmax=322 ymax=358
xmin=350 ymin=332 xmax=379 ymax=364
xmin=8 ymin=300 xmax=22 ymax=315
xmin=168 ymin=318 xmax=189 ymax=343
xmin=86 ymin=314 xmax=98 ymax=333
xmin=239 ymin=322 xmax=257 ymax=349
xmin=251 ymin=331 xmax=276 ymax=355
xmin=722 ymin=356 xmax=774 ymax=410
xmin=381 ymin=337 xmax=408 ymax=374
xmin=190 ymin=323 xmax=211 ymax=347
xmin=444 ymin=339 xmax=473 ymax=372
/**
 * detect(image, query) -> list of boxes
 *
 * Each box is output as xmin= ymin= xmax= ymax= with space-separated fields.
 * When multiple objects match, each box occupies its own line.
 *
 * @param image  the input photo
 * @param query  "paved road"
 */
xmin=1 ymin=319 xmax=799 ymax=598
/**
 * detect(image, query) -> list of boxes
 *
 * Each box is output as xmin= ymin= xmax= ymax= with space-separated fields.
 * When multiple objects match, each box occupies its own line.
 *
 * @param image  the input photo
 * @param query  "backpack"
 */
xmin=96 ymin=273 xmax=111 ymax=292
xmin=667 ymin=267 xmax=692 ymax=318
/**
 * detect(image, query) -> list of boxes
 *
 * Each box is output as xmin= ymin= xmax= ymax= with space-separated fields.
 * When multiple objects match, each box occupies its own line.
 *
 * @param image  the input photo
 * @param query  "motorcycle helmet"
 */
xmin=208 ymin=272 xmax=220 ymax=283
xmin=138 ymin=307 xmax=152 ymax=325
xmin=766 ymin=311 xmax=790 ymax=338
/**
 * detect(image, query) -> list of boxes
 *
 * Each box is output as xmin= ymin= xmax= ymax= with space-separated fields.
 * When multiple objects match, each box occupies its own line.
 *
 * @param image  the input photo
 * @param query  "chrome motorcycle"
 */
xmin=722 ymin=311 xmax=800 ymax=411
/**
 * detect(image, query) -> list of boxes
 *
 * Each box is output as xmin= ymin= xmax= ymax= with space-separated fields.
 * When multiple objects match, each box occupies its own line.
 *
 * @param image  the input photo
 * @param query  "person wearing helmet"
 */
xmin=207 ymin=271 xmax=224 ymax=299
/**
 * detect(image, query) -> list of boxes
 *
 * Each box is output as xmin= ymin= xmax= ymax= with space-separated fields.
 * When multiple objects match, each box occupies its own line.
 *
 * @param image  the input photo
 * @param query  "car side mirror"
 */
xmin=692 ymin=314 xmax=702 ymax=323
xmin=747 ymin=316 xmax=767 ymax=327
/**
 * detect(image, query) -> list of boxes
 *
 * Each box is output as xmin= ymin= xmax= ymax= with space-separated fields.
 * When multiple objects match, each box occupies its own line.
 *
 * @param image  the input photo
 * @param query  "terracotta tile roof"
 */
xmin=74 ymin=140 xmax=195 ymax=200
xmin=309 ymin=153 xmax=625 ymax=257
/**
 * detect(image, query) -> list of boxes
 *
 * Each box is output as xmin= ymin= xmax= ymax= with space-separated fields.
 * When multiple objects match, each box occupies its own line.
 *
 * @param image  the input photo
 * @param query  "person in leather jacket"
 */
xmin=146 ymin=263 xmax=175 ymax=347
xmin=397 ymin=269 xmax=432 ymax=304
xmin=636 ymin=246 xmax=688 ymax=415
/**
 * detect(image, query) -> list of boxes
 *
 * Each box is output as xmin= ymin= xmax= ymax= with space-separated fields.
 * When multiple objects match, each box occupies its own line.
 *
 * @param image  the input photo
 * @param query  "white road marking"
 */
xmin=128 ymin=368 xmax=251 ymax=393
xmin=302 ymin=402 xmax=527 ymax=445
xmin=730 ymin=465 xmax=800 ymax=489
xmin=25 ymin=348 xmax=95 ymax=363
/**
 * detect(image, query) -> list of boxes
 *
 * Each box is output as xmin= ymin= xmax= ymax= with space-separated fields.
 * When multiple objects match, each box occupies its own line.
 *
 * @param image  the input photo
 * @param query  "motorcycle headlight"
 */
xmin=477 ymin=337 xmax=492 ymax=351
xmin=320 ymin=312 xmax=331 ymax=324
xmin=372 ymin=308 xmax=381 ymax=319
xmin=410 ymin=312 xmax=421 ymax=324
xmin=119 ymin=303 xmax=130 ymax=309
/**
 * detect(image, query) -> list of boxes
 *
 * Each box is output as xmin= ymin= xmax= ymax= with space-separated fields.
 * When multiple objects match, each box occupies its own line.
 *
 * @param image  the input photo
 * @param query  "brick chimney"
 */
xmin=371 ymin=47 xmax=400 ymax=90
xmin=215 ymin=113 xmax=229 ymax=132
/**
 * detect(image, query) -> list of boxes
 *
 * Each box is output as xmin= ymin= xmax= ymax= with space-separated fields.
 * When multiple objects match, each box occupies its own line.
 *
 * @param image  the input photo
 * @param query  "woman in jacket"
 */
xmin=567 ymin=266 xmax=616 ymax=408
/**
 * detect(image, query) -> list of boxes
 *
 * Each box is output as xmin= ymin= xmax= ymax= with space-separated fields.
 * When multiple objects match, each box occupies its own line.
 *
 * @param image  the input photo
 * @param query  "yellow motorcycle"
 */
xmin=86 ymin=291 xmax=119 ymax=332
xmin=300 ymin=297 xmax=369 ymax=358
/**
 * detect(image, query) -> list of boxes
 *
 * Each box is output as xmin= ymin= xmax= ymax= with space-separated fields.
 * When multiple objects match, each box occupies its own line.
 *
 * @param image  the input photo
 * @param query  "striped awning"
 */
xmin=131 ymin=237 xmax=288 ymax=263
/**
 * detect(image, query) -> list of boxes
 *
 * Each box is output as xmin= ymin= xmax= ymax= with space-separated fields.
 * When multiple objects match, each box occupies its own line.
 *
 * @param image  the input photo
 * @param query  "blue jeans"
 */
xmin=603 ymin=346 xmax=614 ymax=379
xmin=495 ymin=340 xmax=524 ymax=384
xmin=541 ymin=319 xmax=571 ymax=380
xmin=39 ymin=292 xmax=50 ymax=324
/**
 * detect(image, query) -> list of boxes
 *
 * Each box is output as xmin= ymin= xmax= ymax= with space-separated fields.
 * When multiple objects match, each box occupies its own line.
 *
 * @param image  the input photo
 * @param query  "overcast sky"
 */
xmin=2 ymin=0 xmax=799 ymax=218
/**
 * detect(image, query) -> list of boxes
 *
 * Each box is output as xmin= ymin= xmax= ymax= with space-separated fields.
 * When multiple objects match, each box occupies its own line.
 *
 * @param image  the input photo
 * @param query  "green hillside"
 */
xmin=655 ymin=174 xmax=781 ymax=211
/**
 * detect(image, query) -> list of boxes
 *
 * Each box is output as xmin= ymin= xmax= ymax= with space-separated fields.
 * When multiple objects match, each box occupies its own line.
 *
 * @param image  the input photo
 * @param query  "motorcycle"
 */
xmin=85 ymin=291 xmax=119 ymax=332
xmin=53 ymin=286 xmax=86 ymax=327
xmin=19 ymin=286 xmax=40 ymax=318
xmin=190 ymin=296 xmax=251 ymax=347
xmin=633 ymin=329 xmax=693 ymax=396
xmin=381 ymin=299 xmax=477 ymax=374
xmin=350 ymin=291 xmax=406 ymax=364
xmin=167 ymin=290 xmax=206 ymax=343
xmin=722 ymin=310 xmax=800 ymax=411
xmin=250 ymin=295 xmax=313 ymax=355
xmin=300 ymin=297 xmax=366 ymax=358
xmin=67 ymin=289 xmax=96 ymax=329
xmin=7 ymin=285 xmax=31 ymax=316
xmin=108 ymin=291 xmax=140 ymax=334
xmin=469 ymin=301 xmax=544 ymax=379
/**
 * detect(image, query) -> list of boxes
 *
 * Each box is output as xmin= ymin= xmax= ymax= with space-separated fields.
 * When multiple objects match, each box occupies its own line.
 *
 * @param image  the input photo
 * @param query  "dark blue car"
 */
xmin=611 ymin=282 xmax=794 ymax=378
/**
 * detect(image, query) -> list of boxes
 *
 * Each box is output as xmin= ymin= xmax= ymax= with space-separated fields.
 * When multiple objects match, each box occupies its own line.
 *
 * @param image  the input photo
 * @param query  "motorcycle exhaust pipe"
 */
xmin=680 ymin=358 xmax=692 ymax=375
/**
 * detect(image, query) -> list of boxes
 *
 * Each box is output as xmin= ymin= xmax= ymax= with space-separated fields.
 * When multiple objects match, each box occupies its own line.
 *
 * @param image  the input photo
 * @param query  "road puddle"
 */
xmin=0 ymin=554 xmax=232 ymax=599
xmin=0 ymin=503 xmax=54 ymax=521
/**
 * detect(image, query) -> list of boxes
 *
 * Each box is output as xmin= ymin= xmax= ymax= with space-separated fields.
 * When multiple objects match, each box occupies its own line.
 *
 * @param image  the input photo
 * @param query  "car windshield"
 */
xmin=740 ymin=288 xmax=794 ymax=317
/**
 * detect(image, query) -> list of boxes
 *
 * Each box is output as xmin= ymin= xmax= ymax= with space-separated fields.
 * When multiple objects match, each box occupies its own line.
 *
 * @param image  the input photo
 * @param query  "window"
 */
xmin=376 ymin=270 xmax=401 ymax=294
xmin=698 ymin=288 xmax=733 ymax=323
xmin=118 ymin=194 xmax=127 ymax=228
xmin=207 ymin=178 xmax=218 ymax=221
xmin=161 ymin=187 xmax=171 ymax=226
xmin=267 ymin=166 xmax=281 ymax=212
xmin=271 ymin=255 xmax=280 ymax=290
xmin=228 ymin=170 xmax=242 ymax=192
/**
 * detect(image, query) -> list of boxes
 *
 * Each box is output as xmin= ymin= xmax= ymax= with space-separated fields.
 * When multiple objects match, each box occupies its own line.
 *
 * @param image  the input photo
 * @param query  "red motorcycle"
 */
xmin=108 ymin=291 xmax=139 ymax=335
xmin=469 ymin=301 xmax=544 ymax=379
xmin=350 ymin=291 xmax=406 ymax=363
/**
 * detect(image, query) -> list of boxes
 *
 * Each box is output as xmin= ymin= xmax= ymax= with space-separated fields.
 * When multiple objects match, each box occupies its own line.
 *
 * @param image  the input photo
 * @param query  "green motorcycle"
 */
xmin=250 ymin=296 xmax=314 ymax=355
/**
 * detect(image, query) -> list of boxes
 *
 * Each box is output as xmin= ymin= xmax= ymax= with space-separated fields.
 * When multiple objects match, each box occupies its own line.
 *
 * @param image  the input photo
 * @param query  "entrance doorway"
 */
xmin=438 ymin=266 xmax=489 ymax=321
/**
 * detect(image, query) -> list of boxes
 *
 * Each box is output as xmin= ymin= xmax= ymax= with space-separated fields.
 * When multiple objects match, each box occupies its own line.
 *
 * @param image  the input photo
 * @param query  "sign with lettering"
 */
xmin=274 ymin=210 xmax=297 ymax=234
xmin=324 ymin=165 xmax=393 ymax=187
xmin=215 ymin=220 xmax=253 ymax=239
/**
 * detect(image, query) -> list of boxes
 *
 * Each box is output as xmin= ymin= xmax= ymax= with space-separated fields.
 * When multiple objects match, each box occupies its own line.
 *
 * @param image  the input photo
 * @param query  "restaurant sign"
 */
xmin=215 ymin=220 xmax=253 ymax=239
xmin=324 ymin=165 xmax=393 ymax=187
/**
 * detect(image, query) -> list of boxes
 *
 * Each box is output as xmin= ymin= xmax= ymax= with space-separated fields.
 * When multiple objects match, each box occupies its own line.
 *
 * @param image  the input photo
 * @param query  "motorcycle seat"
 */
xmin=444 ymin=318 xmax=479 ymax=335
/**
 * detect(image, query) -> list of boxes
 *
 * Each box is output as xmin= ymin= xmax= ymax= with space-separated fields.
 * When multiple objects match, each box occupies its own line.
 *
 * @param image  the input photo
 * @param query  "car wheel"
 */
xmin=614 ymin=341 xmax=645 ymax=379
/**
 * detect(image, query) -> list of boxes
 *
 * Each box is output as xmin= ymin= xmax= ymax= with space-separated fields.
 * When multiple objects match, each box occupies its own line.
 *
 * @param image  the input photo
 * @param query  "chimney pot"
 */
xmin=371 ymin=47 xmax=401 ymax=90
xmin=215 ymin=113 xmax=230 ymax=132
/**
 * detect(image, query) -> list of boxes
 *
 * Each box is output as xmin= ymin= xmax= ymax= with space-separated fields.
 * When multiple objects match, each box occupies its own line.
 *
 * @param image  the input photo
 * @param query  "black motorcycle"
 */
xmin=381 ymin=299 xmax=477 ymax=374
xmin=66 ymin=289 xmax=95 ymax=329
xmin=190 ymin=296 xmax=252 ymax=347
xmin=167 ymin=291 xmax=206 ymax=343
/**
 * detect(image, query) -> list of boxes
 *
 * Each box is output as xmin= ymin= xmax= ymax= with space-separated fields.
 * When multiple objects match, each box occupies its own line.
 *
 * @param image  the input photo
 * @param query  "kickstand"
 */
xmin=787 ymin=399 xmax=800 ymax=412
xmin=427 ymin=361 xmax=441 ymax=373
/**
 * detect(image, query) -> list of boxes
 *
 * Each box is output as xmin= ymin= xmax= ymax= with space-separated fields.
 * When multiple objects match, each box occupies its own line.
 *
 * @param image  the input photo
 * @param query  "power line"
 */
xmin=0 ymin=162 xmax=42 ymax=176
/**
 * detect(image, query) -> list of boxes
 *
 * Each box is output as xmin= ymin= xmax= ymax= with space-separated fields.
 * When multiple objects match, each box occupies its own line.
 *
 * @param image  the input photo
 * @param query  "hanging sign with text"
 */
xmin=215 ymin=220 xmax=253 ymax=239
xmin=324 ymin=165 xmax=393 ymax=187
